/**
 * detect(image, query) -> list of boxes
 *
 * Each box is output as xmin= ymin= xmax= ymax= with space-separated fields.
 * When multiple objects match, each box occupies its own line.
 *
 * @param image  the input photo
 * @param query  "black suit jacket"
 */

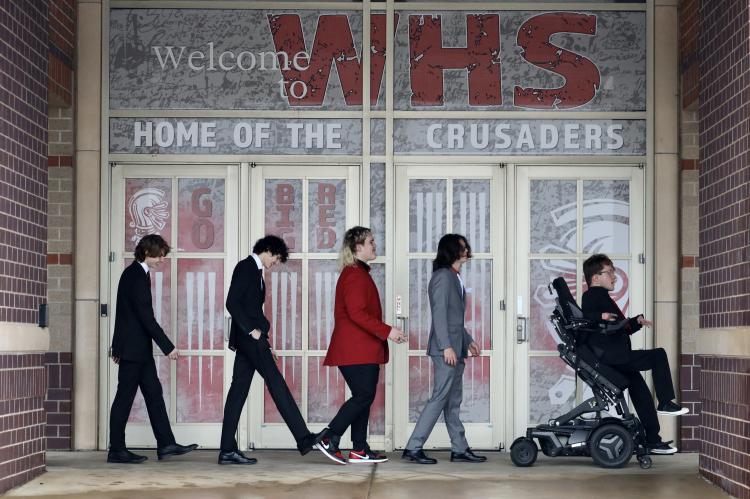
xmin=581 ymin=286 xmax=642 ymax=365
xmin=111 ymin=261 xmax=174 ymax=362
xmin=226 ymin=256 xmax=270 ymax=351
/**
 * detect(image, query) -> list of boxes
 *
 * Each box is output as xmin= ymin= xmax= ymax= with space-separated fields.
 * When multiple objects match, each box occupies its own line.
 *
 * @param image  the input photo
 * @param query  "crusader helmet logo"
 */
xmin=128 ymin=187 xmax=169 ymax=243
xmin=533 ymin=198 xmax=631 ymax=334
xmin=532 ymin=197 xmax=631 ymax=410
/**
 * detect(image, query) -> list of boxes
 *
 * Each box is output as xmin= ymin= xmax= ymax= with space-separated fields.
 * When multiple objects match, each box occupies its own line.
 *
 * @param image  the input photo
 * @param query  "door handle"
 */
xmin=224 ymin=316 xmax=231 ymax=343
xmin=516 ymin=316 xmax=528 ymax=344
xmin=395 ymin=294 xmax=409 ymax=343
xmin=396 ymin=315 xmax=409 ymax=343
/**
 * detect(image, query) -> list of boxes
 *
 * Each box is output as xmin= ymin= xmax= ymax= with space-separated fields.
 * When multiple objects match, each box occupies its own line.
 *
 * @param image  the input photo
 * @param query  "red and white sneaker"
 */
xmin=316 ymin=436 xmax=347 ymax=465
xmin=348 ymin=448 xmax=388 ymax=464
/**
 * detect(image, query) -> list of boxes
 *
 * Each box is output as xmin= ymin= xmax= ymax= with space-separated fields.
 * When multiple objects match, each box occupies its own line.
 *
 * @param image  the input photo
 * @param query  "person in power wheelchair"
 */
xmin=580 ymin=254 xmax=688 ymax=453
xmin=510 ymin=260 xmax=688 ymax=468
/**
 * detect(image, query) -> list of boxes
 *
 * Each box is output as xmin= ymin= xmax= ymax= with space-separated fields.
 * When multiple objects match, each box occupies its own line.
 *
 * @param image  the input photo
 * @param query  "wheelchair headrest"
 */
xmin=551 ymin=277 xmax=584 ymax=321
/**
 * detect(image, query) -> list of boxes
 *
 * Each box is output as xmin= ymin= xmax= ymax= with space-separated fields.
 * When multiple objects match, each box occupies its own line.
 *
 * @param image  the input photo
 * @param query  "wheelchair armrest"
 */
xmin=564 ymin=318 xmax=601 ymax=337
xmin=594 ymin=318 xmax=630 ymax=335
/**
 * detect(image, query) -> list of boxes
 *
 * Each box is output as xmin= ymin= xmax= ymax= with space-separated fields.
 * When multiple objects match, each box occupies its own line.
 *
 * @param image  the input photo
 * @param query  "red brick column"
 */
xmin=679 ymin=353 xmax=701 ymax=452
xmin=43 ymin=353 xmax=71 ymax=449
xmin=695 ymin=0 xmax=750 ymax=497
xmin=699 ymin=357 xmax=750 ymax=499
xmin=0 ymin=0 xmax=49 ymax=325
xmin=45 ymin=0 xmax=76 ymax=453
xmin=679 ymin=0 xmax=701 ymax=453
xmin=0 ymin=355 xmax=46 ymax=493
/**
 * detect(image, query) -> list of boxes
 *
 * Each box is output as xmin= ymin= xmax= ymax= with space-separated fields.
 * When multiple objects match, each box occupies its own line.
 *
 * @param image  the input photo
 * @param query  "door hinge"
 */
xmin=499 ymin=300 xmax=506 ymax=311
xmin=638 ymin=163 xmax=645 ymax=169
xmin=638 ymin=253 xmax=646 ymax=264
xmin=109 ymin=251 xmax=115 ymax=262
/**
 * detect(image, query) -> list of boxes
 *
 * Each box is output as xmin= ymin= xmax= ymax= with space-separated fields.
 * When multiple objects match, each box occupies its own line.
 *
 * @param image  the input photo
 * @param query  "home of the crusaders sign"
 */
xmin=109 ymin=9 xmax=646 ymax=155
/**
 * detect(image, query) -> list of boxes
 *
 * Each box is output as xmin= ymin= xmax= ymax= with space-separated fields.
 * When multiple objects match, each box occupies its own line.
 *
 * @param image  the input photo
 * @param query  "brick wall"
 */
xmin=680 ymin=354 xmax=702 ymax=452
xmin=43 ymin=353 xmax=71 ymax=450
xmin=680 ymin=106 xmax=700 ymax=450
xmin=680 ymin=0 xmax=699 ymax=108
xmin=46 ymin=106 xmax=74 ymax=451
xmin=699 ymin=356 xmax=750 ymax=499
xmin=1 ymin=0 xmax=79 ymax=491
xmin=0 ymin=354 xmax=46 ymax=494
xmin=48 ymin=0 xmax=74 ymax=107
xmin=680 ymin=0 xmax=700 ymax=447
xmin=0 ymin=0 xmax=50 ymax=324
xmin=694 ymin=0 xmax=750 ymax=497
xmin=698 ymin=0 xmax=750 ymax=329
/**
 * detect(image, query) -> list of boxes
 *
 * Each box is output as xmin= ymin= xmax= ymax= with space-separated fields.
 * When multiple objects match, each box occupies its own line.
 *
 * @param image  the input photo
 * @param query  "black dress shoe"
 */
xmin=157 ymin=442 xmax=199 ymax=460
xmin=450 ymin=448 xmax=487 ymax=462
xmin=297 ymin=432 xmax=317 ymax=456
xmin=218 ymin=450 xmax=257 ymax=465
xmin=107 ymin=449 xmax=147 ymax=464
xmin=401 ymin=449 xmax=437 ymax=464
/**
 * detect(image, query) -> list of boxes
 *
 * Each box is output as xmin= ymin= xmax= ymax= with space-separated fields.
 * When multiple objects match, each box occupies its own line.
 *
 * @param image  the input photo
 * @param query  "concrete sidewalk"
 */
xmin=7 ymin=451 xmax=728 ymax=499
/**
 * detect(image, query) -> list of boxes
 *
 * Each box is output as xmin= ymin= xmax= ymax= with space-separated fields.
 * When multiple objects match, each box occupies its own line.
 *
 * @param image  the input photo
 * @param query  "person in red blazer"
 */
xmin=315 ymin=226 xmax=406 ymax=465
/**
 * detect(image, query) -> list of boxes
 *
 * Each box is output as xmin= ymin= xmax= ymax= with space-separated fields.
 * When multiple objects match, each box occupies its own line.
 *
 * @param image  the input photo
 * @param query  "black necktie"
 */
xmin=145 ymin=271 xmax=153 ymax=300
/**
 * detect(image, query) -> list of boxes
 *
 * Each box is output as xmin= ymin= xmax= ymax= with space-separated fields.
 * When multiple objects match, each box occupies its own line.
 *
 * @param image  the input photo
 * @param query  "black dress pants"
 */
xmin=220 ymin=335 xmax=310 ymax=451
xmin=109 ymin=357 xmax=175 ymax=451
xmin=329 ymin=364 xmax=379 ymax=450
xmin=611 ymin=347 xmax=675 ymax=444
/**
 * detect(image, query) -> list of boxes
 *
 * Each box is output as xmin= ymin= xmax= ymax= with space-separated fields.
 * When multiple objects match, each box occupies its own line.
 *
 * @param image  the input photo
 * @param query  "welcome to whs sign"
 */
xmin=109 ymin=8 xmax=647 ymax=155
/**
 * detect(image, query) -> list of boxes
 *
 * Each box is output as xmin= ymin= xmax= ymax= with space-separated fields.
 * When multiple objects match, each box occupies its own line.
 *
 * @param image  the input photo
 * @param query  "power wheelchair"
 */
xmin=510 ymin=277 xmax=652 ymax=469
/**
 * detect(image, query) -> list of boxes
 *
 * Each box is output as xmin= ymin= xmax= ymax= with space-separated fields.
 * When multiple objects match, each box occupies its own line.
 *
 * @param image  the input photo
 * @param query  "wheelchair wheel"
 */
xmin=588 ymin=424 xmax=634 ymax=468
xmin=510 ymin=438 xmax=538 ymax=467
xmin=637 ymin=455 xmax=652 ymax=469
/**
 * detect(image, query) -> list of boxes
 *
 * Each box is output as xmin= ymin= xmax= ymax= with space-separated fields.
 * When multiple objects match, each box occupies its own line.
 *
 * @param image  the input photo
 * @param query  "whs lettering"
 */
xmin=270 ymin=12 xmax=600 ymax=109
xmin=152 ymin=12 xmax=602 ymax=109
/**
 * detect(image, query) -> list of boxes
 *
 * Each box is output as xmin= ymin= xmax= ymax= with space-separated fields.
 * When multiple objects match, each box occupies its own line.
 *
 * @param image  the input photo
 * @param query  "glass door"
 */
xmin=108 ymin=164 xmax=238 ymax=447
xmin=249 ymin=165 xmax=362 ymax=449
xmin=513 ymin=165 xmax=645 ymax=436
xmin=394 ymin=164 xmax=504 ymax=449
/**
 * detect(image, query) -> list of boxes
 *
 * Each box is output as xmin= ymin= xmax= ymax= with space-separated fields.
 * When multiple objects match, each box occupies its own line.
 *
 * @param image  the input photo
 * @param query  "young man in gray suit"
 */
xmin=402 ymin=234 xmax=486 ymax=464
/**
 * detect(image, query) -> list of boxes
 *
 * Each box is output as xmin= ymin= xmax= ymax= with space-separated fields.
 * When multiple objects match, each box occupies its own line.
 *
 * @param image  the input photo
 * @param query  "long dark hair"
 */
xmin=432 ymin=234 xmax=471 ymax=271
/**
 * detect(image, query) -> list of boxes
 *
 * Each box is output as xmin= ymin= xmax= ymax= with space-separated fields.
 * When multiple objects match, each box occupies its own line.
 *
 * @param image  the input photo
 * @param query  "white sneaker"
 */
xmin=348 ymin=449 xmax=388 ymax=464
xmin=657 ymin=401 xmax=689 ymax=416
xmin=649 ymin=441 xmax=678 ymax=454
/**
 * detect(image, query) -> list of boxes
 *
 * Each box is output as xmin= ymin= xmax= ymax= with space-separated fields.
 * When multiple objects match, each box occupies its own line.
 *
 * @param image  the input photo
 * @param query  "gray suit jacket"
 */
xmin=426 ymin=267 xmax=474 ymax=358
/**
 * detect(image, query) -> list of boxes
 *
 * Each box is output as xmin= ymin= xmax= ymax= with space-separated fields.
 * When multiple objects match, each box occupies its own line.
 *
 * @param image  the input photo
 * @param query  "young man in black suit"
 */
xmin=109 ymin=234 xmax=198 ymax=463
xmin=581 ymin=254 xmax=688 ymax=455
xmin=219 ymin=235 xmax=319 ymax=465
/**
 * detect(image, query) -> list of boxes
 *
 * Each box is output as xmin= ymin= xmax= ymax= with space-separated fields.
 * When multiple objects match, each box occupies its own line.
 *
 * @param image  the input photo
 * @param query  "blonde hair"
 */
xmin=338 ymin=226 xmax=372 ymax=269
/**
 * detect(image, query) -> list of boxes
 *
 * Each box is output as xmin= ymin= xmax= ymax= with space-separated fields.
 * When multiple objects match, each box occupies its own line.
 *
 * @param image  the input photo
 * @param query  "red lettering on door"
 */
xmin=317 ymin=183 xmax=336 ymax=249
xmin=191 ymin=187 xmax=214 ymax=249
xmin=275 ymin=183 xmax=296 ymax=249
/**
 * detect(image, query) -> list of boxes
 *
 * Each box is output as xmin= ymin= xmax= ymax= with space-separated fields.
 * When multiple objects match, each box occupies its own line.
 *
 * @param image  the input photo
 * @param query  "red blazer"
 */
xmin=324 ymin=261 xmax=391 ymax=366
